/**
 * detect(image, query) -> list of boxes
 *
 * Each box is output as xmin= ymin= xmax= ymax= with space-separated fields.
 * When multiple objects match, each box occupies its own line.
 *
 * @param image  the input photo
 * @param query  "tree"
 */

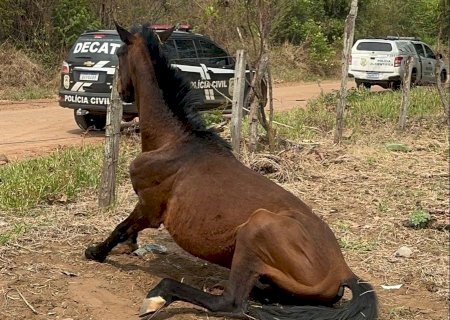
xmin=334 ymin=0 xmax=358 ymax=143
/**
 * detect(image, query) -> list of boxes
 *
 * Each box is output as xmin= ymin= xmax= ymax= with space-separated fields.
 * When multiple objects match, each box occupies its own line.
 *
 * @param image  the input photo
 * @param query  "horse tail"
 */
xmin=249 ymin=277 xmax=378 ymax=320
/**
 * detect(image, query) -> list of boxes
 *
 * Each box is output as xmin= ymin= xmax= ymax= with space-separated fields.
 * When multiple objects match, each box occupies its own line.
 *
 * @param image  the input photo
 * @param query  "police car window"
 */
xmin=161 ymin=40 xmax=178 ymax=60
xmin=197 ymin=40 xmax=230 ymax=67
xmin=424 ymin=45 xmax=435 ymax=59
xmin=174 ymin=40 xmax=198 ymax=60
xmin=69 ymin=35 xmax=122 ymax=60
xmin=413 ymin=44 xmax=425 ymax=57
xmin=356 ymin=42 xmax=392 ymax=52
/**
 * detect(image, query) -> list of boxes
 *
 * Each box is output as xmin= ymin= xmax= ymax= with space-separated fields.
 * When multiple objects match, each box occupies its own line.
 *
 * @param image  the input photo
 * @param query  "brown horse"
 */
xmin=85 ymin=23 xmax=378 ymax=320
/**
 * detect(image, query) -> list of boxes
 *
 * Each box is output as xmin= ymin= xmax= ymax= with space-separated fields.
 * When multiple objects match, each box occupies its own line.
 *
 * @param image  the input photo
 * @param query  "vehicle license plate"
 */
xmin=366 ymin=72 xmax=379 ymax=79
xmin=80 ymin=72 xmax=99 ymax=81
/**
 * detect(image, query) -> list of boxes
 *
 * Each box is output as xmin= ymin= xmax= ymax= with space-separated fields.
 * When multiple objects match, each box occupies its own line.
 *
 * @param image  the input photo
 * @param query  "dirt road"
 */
xmin=0 ymin=80 xmax=357 ymax=161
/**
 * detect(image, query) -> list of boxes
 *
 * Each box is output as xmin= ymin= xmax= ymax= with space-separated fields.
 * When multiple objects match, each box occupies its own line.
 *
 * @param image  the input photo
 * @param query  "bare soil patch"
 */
xmin=0 ymin=81 xmax=386 ymax=161
xmin=0 ymin=120 xmax=448 ymax=320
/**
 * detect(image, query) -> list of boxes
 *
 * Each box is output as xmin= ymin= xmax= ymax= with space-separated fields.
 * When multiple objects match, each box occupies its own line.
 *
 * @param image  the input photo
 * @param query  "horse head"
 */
xmin=114 ymin=22 xmax=175 ymax=104
xmin=115 ymin=22 xmax=136 ymax=103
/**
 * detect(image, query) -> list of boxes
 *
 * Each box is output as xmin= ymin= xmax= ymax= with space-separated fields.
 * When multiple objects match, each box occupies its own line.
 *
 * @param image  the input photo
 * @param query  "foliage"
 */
xmin=0 ymin=0 xmax=446 ymax=80
xmin=408 ymin=209 xmax=431 ymax=229
xmin=53 ymin=0 xmax=100 ymax=48
xmin=356 ymin=0 xmax=448 ymax=46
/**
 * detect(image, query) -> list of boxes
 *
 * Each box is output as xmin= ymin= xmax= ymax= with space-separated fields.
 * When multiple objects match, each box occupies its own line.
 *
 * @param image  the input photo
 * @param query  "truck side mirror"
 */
xmin=437 ymin=53 xmax=443 ymax=59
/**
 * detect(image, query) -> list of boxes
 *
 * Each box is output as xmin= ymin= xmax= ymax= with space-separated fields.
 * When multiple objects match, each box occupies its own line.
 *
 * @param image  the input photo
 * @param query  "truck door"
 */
xmin=412 ymin=43 xmax=428 ymax=83
xmin=423 ymin=44 xmax=437 ymax=83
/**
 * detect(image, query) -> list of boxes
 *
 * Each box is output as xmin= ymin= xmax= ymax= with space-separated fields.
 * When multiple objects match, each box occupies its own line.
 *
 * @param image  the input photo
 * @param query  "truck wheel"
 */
xmin=355 ymin=80 xmax=371 ymax=89
xmin=441 ymin=70 xmax=447 ymax=84
xmin=74 ymin=110 xmax=106 ymax=131
xmin=411 ymin=69 xmax=417 ymax=85
xmin=391 ymin=81 xmax=401 ymax=90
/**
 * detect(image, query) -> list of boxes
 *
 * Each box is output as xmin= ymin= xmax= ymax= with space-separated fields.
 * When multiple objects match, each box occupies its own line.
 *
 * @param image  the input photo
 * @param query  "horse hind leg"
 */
xmin=85 ymin=203 xmax=152 ymax=262
xmin=139 ymin=228 xmax=263 ymax=318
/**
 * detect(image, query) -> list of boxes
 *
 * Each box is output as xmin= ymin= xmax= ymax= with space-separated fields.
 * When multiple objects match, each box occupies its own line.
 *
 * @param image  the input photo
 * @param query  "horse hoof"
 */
xmin=85 ymin=246 xmax=106 ymax=262
xmin=139 ymin=296 xmax=166 ymax=317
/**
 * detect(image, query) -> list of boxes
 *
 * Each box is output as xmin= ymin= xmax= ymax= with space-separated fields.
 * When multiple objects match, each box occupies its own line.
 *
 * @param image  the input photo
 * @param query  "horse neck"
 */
xmin=131 ymin=49 xmax=186 ymax=152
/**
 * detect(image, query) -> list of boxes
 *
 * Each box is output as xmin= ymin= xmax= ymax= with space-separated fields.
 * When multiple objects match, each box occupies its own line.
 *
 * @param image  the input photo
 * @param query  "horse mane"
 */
xmin=132 ymin=24 xmax=231 ymax=151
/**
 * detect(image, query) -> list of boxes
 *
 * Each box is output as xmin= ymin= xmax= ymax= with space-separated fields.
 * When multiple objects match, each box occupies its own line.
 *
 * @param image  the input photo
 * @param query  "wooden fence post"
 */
xmin=398 ymin=56 xmax=413 ymax=130
xmin=230 ymin=50 xmax=246 ymax=157
xmin=334 ymin=0 xmax=358 ymax=144
xmin=98 ymin=70 xmax=123 ymax=207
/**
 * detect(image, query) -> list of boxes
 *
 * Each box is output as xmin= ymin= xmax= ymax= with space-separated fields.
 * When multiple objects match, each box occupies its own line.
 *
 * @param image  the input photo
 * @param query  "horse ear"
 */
xmin=115 ymin=21 xmax=134 ymax=45
xmin=157 ymin=26 xmax=175 ymax=43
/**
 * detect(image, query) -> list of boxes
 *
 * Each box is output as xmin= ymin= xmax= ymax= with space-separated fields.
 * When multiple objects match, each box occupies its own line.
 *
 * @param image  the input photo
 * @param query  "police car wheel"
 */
xmin=74 ymin=111 xmax=106 ymax=131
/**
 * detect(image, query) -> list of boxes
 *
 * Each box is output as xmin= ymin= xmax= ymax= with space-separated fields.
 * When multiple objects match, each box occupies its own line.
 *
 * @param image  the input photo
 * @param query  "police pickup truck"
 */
xmin=348 ymin=37 xmax=447 ymax=90
xmin=59 ymin=25 xmax=248 ymax=130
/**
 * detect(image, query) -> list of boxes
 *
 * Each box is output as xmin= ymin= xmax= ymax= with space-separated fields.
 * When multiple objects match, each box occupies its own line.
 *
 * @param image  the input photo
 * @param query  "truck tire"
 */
xmin=441 ymin=70 xmax=447 ymax=84
xmin=355 ymin=79 xmax=371 ymax=89
xmin=391 ymin=81 xmax=401 ymax=90
xmin=411 ymin=68 xmax=417 ymax=85
xmin=74 ymin=111 xmax=106 ymax=131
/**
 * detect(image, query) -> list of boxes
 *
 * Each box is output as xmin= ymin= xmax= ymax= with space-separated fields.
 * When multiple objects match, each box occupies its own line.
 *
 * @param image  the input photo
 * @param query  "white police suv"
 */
xmin=349 ymin=37 xmax=447 ymax=90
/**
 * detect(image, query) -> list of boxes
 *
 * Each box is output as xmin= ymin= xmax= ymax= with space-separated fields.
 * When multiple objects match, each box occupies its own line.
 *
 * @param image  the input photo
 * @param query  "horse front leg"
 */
xmin=139 ymin=231 xmax=262 ymax=318
xmin=85 ymin=203 xmax=160 ymax=262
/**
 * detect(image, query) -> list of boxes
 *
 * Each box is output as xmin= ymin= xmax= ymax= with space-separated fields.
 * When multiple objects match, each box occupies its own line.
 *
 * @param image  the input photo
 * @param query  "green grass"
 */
xmin=0 ymin=145 xmax=104 ymax=211
xmin=0 ymin=138 xmax=141 ymax=212
xmin=1 ymin=85 xmax=55 ymax=100
xmin=338 ymin=237 xmax=378 ymax=252
xmin=0 ymin=223 xmax=28 ymax=245
xmin=273 ymin=86 xmax=446 ymax=140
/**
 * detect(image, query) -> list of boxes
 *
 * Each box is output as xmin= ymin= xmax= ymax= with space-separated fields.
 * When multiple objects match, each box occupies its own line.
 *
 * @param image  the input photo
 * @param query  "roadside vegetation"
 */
xmin=274 ymin=86 xmax=447 ymax=140
xmin=0 ymin=138 xmax=140 ymax=212
xmin=0 ymin=86 xmax=446 ymax=213
xmin=0 ymin=0 xmax=447 ymax=100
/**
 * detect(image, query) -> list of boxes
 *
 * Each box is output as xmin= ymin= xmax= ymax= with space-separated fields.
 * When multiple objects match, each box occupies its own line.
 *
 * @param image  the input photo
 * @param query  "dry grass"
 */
xmin=0 ymin=120 xmax=448 ymax=319
xmin=0 ymin=42 xmax=57 ymax=100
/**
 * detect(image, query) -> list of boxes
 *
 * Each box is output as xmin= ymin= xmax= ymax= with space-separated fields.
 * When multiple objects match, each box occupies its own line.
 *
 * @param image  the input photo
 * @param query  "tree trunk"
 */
xmin=248 ymin=53 xmax=268 ymax=152
xmin=98 ymin=70 xmax=123 ymax=208
xmin=230 ymin=50 xmax=247 ymax=157
xmin=334 ymin=0 xmax=358 ymax=144
xmin=398 ymin=56 xmax=413 ymax=130
xmin=267 ymin=65 xmax=275 ymax=152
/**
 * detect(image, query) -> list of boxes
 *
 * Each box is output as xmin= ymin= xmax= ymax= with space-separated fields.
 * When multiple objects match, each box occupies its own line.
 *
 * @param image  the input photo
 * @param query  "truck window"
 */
xmin=174 ymin=39 xmax=199 ymax=65
xmin=161 ymin=39 xmax=178 ymax=60
xmin=197 ymin=40 xmax=230 ymax=67
xmin=356 ymin=42 xmax=392 ymax=52
xmin=424 ymin=45 xmax=435 ymax=59
xmin=413 ymin=44 xmax=425 ymax=57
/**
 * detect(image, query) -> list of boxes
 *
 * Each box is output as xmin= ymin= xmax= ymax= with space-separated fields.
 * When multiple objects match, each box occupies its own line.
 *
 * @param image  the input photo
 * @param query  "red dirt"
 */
xmin=0 ymin=80 xmax=368 ymax=161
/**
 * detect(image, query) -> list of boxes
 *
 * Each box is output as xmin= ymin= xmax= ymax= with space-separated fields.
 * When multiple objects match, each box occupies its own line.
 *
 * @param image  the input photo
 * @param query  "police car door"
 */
xmin=422 ymin=44 xmax=437 ymax=83
xmin=164 ymin=37 xmax=234 ymax=109
xmin=195 ymin=39 xmax=235 ymax=107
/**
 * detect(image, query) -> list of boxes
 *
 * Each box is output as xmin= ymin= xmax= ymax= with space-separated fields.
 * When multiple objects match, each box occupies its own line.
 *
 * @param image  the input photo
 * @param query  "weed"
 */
xmin=386 ymin=306 xmax=417 ymax=319
xmin=408 ymin=209 xmax=431 ymax=229
xmin=0 ymin=223 xmax=28 ymax=245
xmin=377 ymin=200 xmax=390 ymax=213
xmin=201 ymin=110 xmax=225 ymax=127
xmin=366 ymin=156 xmax=377 ymax=165
xmin=338 ymin=236 xmax=377 ymax=252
